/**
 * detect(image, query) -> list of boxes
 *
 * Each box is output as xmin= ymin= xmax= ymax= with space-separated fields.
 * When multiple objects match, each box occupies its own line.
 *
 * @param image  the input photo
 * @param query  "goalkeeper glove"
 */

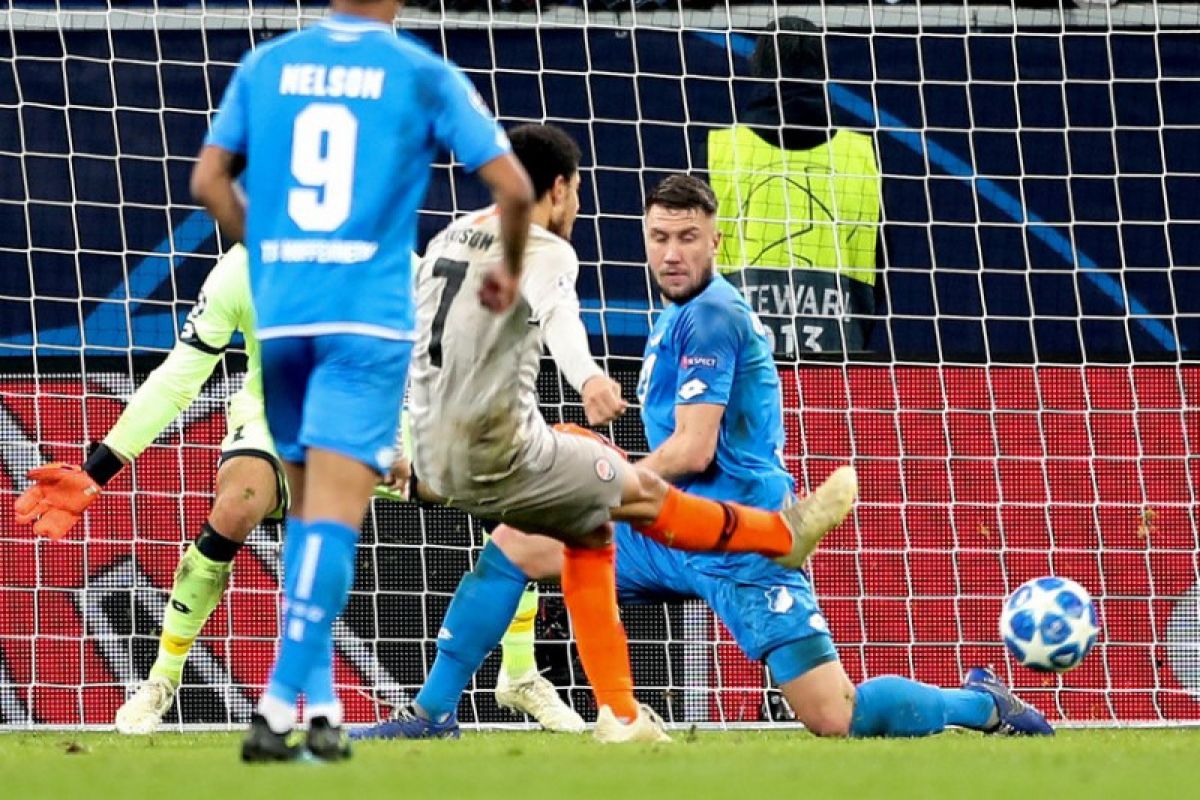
xmin=13 ymin=463 xmax=102 ymax=540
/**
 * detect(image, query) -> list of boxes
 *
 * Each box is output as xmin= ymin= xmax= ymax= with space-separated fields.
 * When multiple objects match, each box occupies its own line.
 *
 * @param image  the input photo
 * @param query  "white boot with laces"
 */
xmin=495 ymin=669 xmax=586 ymax=733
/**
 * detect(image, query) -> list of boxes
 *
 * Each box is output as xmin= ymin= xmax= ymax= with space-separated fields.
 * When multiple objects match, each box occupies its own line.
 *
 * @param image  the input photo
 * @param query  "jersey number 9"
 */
xmin=288 ymin=103 xmax=357 ymax=232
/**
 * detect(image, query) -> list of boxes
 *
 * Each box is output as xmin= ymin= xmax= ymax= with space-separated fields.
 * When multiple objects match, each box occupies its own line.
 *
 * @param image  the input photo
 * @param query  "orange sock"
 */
xmin=635 ymin=486 xmax=791 ymax=557
xmin=560 ymin=544 xmax=639 ymax=722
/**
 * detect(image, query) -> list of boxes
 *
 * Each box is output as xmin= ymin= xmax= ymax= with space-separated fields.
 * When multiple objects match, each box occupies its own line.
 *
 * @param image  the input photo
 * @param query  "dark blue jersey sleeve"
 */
xmin=673 ymin=299 xmax=742 ymax=406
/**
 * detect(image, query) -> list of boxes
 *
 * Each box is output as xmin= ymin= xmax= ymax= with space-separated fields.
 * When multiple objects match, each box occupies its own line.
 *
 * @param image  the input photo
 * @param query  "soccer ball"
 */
xmin=1000 ymin=576 xmax=1099 ymax=672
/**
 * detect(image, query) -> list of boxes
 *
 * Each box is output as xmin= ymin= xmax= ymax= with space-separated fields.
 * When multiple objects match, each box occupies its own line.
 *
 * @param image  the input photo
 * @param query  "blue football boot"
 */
xmin=349 ymin=704 xmax=461 ymax=741
xmin=962 ymin=666 xmax=1055 ymax=736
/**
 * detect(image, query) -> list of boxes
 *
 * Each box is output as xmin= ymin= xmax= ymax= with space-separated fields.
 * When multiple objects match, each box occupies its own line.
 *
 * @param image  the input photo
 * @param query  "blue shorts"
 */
xmin=259 ymin=334 xmax=411 ymax=473
xmin=614 ymin=523 xmax=838 ymax=683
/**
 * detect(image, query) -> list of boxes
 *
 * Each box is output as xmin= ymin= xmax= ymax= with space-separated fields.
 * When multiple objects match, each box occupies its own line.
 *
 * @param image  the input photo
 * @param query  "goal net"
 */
xmin=3 ymin=1 xmax=1200 ymax=729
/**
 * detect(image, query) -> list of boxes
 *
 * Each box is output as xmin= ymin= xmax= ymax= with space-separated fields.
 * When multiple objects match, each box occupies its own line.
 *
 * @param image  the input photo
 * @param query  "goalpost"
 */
xmin=2 ymin=1 xmax=1199 ymax=729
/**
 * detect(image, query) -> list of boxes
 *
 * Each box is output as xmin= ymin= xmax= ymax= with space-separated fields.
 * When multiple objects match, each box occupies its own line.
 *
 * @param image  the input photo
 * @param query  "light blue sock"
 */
xmin=415 ymin=541 xmax=529 ymax=722
xmin=263 ymin=517 xmax=307 ymax=706
xmin=850 ymin=675 xmax=995 ymax=737
xmin=264 ymin=519 xmax=357 ymax=711
xmin=303 ymin=639 xmax=336 ymax=714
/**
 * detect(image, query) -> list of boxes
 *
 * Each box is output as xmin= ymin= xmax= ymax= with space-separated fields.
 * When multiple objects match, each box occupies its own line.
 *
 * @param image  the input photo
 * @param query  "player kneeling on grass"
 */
xmin=13 ymin=245 xmax=289 ymax=736
xmin=354 ymin=128 xmax=857 ymax=745
xmin=364 ymin=174 xmax=1052 ymax=741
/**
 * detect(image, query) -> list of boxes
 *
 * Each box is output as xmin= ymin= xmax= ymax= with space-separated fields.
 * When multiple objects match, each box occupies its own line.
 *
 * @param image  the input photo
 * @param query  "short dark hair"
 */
xmin=750 ymin=16 xmax=825 ymax=82
xmin=644 ymin=174 xmax=718 ymax=216
xmin=508 ymin=123 xmax=581 ymax=200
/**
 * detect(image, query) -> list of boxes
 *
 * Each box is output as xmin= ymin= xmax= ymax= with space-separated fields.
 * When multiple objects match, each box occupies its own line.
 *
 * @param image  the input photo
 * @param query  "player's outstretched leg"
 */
xmin=352 ymin=540 xmax=528 ymax=741
xmin=118 ymin=455 xmax=278 ymax=735
xmin=775 ymin=657 xmax=1051 ymax=738
xmin=495 ymin=583 xmax=585 ymax=733
xmin=617 ymin=464 xmax=857 ymax=567
xmin=960 ymin=666 xmax=1054 ymax=736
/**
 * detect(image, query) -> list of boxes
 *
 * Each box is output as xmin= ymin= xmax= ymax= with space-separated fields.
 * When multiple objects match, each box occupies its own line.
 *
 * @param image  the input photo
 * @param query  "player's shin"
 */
xmin=149 ymin=523 xmax=238 ymax=687
xmin=414 ymin=541 xmax=529 ymax=722
xmin=560 ymin=544 xmax=639 ymax=722
xmin=501 ymin=582 xmax=539 ymax=679
xmin=634 ymin=486 xmax=790 ymax=558
xmin=259 ymin=519 xmax=356 ymax=733
xmin=849 ymin=676 xmax=995 ymax=737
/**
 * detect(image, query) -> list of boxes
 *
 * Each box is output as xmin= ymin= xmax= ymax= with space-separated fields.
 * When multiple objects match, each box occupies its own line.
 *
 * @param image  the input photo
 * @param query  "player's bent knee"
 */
xmin=787 ymin=687 xmax=854 ymax=738
xmin=797 ymin=703 xmax=853 ymax=738
xmin=774 ymin=652 xmax=856 ymax=738
xmin=491 ymin=525 xmax=564 ymax=581
xmin=625 ymin=466 xmax=667 ymax=505
xmin=208 ymin=491 xmax=268 ymax=541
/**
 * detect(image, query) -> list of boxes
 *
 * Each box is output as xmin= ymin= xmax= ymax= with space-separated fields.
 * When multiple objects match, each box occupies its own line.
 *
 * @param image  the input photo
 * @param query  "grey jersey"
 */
xmin=409 ymin=207 xmax=598 ymax=496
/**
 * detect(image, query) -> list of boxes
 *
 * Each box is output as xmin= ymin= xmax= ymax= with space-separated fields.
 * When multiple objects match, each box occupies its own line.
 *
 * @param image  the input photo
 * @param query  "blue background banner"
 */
xmin=2 ymin=20 xmax=1197 ymax=361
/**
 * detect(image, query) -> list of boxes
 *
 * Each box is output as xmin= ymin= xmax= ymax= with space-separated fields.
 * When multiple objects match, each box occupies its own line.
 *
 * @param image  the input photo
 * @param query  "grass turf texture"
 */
xmin=3 ymin=729 xmax=1197 ymax=800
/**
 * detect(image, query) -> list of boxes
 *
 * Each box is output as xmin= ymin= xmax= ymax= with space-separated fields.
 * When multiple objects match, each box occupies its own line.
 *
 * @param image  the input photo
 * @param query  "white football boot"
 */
xmin=775 ymin=465 xmax=858 ymax=569
xmin=114 ymin=675 xmax=176 ymax=735
xmin=495 ymin=669 xmax=586 ymax=733
xmin=593 ymin=704 xmax=672 ymax=744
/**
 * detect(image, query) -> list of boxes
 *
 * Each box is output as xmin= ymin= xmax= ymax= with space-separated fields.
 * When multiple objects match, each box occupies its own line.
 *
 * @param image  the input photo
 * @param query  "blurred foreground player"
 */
xmin=192 ymin=0 xmax=533 ymax=761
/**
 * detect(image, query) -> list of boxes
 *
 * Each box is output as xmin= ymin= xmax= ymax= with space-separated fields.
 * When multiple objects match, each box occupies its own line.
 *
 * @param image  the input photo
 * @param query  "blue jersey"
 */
xmin=206 ymin=14 xmax=509 ymax=341
xmin=636 ymin=273 xmax=794 ymax=509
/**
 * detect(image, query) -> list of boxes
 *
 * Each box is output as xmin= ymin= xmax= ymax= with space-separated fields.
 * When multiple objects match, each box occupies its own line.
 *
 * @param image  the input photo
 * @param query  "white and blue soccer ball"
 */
xmin=1000 ymin=576 xmax=1099 ymax=672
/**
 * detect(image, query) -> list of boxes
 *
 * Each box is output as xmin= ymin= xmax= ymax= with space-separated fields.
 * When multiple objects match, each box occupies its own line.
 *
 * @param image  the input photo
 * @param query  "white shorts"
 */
xmin=438 ymin=427 xmax=629 ymax=541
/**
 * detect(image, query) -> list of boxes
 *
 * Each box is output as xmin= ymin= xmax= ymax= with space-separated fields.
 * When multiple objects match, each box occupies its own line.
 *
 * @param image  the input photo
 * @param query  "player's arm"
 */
xmin=430 ymin=65 xmax=533 ymax=308
xmin=192 ymin=54 xmax=251 ymax=242
xmin=191 ymin=146 xmax=245 ymax=244
xmin=637 ymin=404 xmax=724 ymax=480
xmin=636 ymin=303 xmax=739 ymax=481
xmin=477 ymin=154 xmax=534 ymax=309
xmin=14 ymin=253 xmax=244 ymax=539
xmin=524 ymin=249 xmax=626 ymax=426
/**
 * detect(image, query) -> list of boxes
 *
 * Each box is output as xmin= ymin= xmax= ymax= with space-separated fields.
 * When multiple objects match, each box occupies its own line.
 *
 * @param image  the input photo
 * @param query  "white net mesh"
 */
xmin=2 ymin=1 xmax=1200 ymax=728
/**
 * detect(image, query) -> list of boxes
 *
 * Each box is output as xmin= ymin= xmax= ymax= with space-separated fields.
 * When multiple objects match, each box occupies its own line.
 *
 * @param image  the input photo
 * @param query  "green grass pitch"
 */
xmin=3 ymin=729 xmax=1198 ymax=800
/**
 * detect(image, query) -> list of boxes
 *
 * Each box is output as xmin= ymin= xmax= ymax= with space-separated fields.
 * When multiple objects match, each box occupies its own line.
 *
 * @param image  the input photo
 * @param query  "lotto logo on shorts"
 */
xmin=594 ymin=458 xmax=616 ymax=482
xmin=766 ymin=586 xmax=795 ymax=614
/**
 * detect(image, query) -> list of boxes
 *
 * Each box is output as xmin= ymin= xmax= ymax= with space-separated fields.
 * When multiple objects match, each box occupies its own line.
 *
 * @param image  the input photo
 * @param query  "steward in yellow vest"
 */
xmin=707 ymin=17 xmax=882 ymax=358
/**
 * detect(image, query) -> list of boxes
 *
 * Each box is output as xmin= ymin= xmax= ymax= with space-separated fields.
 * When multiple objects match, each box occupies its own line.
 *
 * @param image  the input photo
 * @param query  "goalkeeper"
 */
xmin=13 ymin=246 xmax=283 ymax=734
xmin=372 ymin=175 xmax=1053 ymax=739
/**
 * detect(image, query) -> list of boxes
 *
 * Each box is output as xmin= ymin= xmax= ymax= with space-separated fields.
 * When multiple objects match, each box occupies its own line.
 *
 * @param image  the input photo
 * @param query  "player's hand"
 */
xmin=13 ymin=463 xmax=102 ymax=540
xmin=479 ymin=263 xmax=518 ymax=312
xmin=376 ymin=456 xmax=412 ymax=502
xmin=581 ymin=376 xmax=628 ymax=426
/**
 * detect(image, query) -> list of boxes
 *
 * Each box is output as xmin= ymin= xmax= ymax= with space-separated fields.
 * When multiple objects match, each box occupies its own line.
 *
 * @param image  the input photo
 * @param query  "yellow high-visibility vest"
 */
xmin=708 ymin=126 xmax=880 ymax=287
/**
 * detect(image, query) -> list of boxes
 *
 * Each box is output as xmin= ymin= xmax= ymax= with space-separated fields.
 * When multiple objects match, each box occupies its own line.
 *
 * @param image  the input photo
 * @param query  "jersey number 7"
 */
xmin=428 ymin=258 xmax=469 ymax=368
